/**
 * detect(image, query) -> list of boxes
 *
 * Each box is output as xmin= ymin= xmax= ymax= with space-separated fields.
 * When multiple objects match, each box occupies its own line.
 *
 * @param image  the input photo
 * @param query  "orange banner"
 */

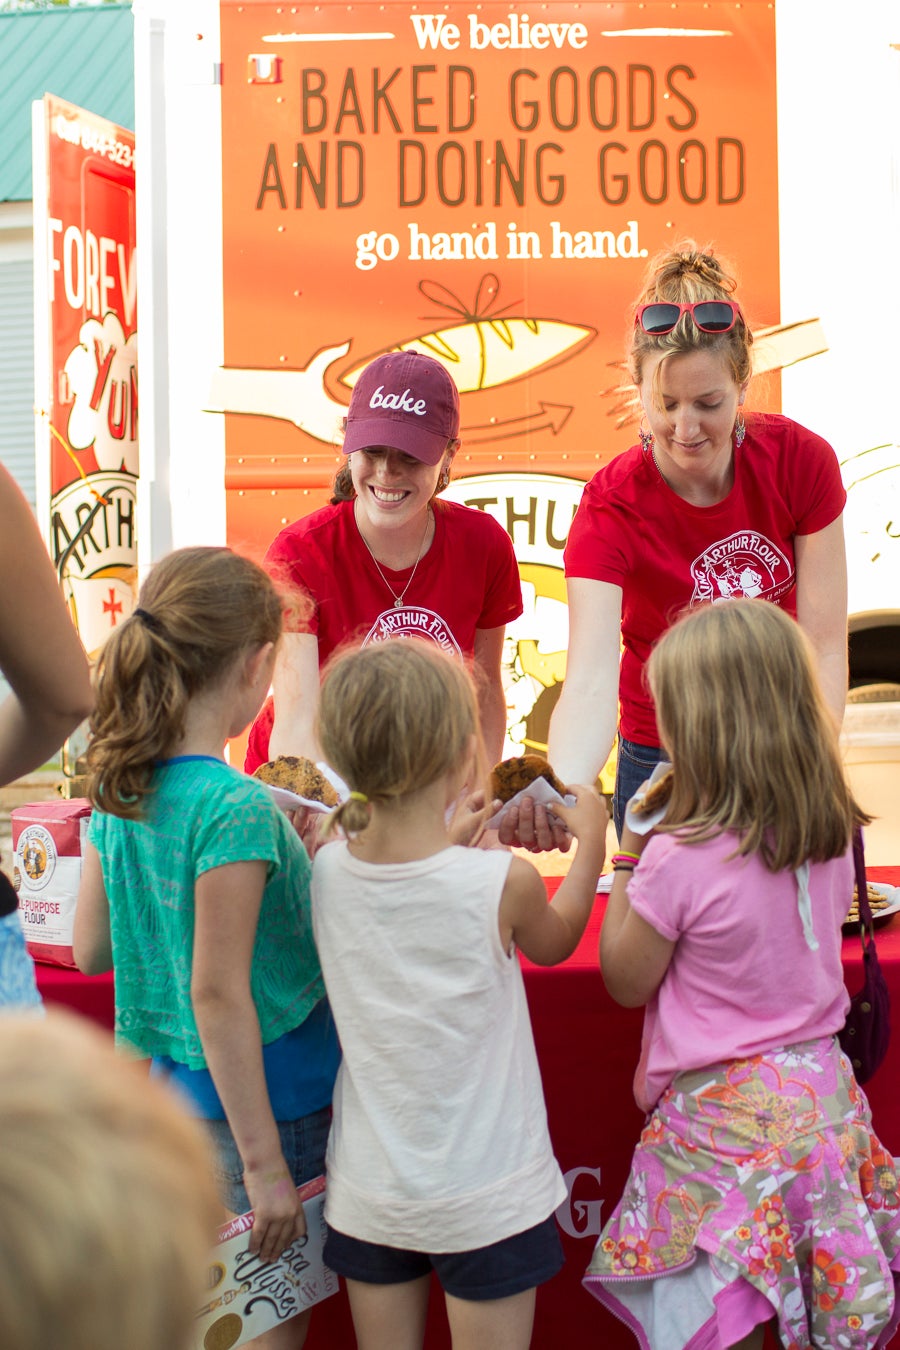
xmin=219 ymin=0 xmax=779 ymax=549
xmin=218 ymin=1 xmax=780 ymax=761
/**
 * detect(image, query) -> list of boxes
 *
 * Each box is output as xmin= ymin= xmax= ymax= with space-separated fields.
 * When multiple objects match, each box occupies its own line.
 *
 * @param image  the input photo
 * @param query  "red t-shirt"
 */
xmin=564 ymin=413 xmax=846 ymax=746
xmin=246 ymin=498 xmax=523 ymax=771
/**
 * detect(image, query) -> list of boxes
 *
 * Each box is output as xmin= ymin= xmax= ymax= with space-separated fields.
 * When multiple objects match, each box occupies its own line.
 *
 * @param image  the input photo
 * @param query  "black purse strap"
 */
xmin=852 ymin=825 xmax=875 ymax=949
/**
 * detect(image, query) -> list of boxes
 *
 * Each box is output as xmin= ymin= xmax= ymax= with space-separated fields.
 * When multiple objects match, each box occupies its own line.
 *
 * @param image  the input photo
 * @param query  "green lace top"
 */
xmin=88 ymin=755 xmax=324 ymax=1068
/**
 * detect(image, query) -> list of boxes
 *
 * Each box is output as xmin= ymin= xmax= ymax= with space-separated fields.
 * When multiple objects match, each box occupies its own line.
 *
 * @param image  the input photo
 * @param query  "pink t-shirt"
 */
xmin=246 ymin=498 xmax=522 ymax=772
xmin=564 ymin=414 xmax=846 ymax=746
xmin=623 ymin=831 xmax=852 ymax=1112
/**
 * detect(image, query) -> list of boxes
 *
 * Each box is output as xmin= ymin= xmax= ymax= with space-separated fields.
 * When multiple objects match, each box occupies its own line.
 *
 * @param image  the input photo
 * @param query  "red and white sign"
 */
xmin=32 ymin=94 xmax=138 ymax=659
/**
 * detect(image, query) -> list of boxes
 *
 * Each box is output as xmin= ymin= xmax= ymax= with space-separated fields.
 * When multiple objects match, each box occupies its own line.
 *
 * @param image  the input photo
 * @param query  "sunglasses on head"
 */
xmin=635 ymin=300 xmax=743 ymax=336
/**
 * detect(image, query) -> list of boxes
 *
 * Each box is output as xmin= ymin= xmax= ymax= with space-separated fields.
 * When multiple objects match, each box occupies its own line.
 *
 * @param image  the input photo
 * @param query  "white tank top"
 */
xmin=311 ymin=842 xmax=565 ymax=1251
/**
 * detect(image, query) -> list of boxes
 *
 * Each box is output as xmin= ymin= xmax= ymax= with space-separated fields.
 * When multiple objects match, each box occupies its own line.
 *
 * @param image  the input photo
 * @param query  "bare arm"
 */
xmin=498 ymin=577 xmax=621 ymax=852
xmin=192 ymin=860 xmax=304 ymax=1259
xmin=269 ymin=632 xmax=322 ymax=760
xmin=794 ymin=516 xmax=848 ymax=728
xmin=599 ymin=821 xmax=675 ymax=1007
xmin=547 ymin=578 xmax=623 ymax=784
xmin=472 ymin=624 xmax=508 ymax=764
xmin=72 ymin=842 xmax=113 ymax=974
xmin=0 ymin=465 xmax=93 ymax=783
xmin=499 ymin=785 xmax=607 ymax=964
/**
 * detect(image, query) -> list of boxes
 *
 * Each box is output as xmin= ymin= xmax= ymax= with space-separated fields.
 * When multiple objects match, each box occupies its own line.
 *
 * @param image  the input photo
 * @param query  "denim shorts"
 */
xmin=323 ymin=1215 xmax=564 ymax=1301
xmin=205 ymin=1105 xmax=331 ymax=1215
xmin=612 ymin=736 xmax=666 ymax=839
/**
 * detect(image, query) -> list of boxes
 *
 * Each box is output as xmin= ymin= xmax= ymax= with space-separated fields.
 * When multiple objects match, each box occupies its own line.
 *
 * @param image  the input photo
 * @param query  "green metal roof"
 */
xmin=0 ymin=5 xmax=134 ymax=203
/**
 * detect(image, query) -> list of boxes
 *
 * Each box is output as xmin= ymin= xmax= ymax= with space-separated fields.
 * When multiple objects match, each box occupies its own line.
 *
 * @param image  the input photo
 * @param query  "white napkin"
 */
xmin=623 ymin=760 xmax=673 ymax=836
xmin=486 ymin=775 xmax=575 ymax=830
xmin=262 ymin=763 xmax=349 ymax=815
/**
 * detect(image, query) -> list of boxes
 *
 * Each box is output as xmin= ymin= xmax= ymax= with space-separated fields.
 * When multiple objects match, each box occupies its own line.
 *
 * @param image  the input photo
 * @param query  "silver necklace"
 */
xmin=651 ymin=446 xmax=667 ymax=483
xmin=355 ymin=504 xmax=432 ymax=608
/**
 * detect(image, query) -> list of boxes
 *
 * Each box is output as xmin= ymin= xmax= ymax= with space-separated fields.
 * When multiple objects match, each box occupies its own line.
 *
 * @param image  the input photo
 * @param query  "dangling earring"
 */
xmin=437 ymin=465 xmax=451 ymax=492
xmin=733 ymin=408 xmax=746 ymax=449
xmin=638 ymin=418 xmax=654 ymax=453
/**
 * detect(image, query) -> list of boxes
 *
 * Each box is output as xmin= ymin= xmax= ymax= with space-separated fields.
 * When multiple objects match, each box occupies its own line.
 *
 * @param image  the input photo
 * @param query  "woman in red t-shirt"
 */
xmin=245 ymin=349 xmax=522 ymax=774
xmin=541 ymin=243 xmax=847 ymax=839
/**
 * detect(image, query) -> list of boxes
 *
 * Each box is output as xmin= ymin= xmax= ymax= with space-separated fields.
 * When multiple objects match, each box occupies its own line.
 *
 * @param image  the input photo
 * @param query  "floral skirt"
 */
xmin=584 ymin=1038 xmax=900 ymax=1349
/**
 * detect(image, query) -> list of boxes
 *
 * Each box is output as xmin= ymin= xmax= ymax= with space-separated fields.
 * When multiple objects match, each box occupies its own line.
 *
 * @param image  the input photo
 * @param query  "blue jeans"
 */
xmin=612 ymin=737 xmax=666 ymax=840
xmin=205 ymin=1105 xmax=331 ymax=1215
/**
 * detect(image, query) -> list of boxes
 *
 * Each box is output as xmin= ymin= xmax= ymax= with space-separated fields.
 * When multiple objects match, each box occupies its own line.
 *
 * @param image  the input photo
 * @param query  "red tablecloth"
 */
xmin=34 ymin=866 xmax=900 ymax=1350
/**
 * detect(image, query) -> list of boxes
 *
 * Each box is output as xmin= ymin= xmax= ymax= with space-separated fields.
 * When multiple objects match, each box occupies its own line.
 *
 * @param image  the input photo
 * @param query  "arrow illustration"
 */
xmin=462 ymin=402 xmax=573 ymax=444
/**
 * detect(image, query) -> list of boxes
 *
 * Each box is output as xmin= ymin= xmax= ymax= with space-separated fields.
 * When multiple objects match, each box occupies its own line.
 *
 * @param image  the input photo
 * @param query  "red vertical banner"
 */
xmin=33 ymin=94 xmax=138 ymax=666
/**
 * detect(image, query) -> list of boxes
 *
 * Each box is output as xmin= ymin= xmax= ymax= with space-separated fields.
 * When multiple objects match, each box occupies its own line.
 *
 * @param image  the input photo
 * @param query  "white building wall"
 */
xmin=0 ymin=201 xmax=37 ymax=505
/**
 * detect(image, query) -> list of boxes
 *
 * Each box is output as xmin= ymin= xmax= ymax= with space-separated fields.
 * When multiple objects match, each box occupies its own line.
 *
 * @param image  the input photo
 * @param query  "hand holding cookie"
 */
xmin=630 ymin=768 xmax=674 ymax=819
xmin=252 ymin=755 xmax=339 ymax=806
xmin=491 ymin=755 xmax=574 ymax=853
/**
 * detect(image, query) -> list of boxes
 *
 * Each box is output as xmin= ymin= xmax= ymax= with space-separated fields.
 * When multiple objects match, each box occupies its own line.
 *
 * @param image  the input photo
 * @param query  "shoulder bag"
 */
xmin=838 ymin=828 xmax=891 ymax=1084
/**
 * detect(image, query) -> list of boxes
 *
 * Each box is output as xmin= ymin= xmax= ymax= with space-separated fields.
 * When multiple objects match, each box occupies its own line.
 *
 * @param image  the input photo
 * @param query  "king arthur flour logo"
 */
xmin=51 ymin=471 xmax=137 ymax=658
xmin=364 ymin=606 xmax=461 ymax=654
xmin=690 ymin=530 xmax=793 ymax=606
xmin=17 ymin=826 xmax=57 ymax=891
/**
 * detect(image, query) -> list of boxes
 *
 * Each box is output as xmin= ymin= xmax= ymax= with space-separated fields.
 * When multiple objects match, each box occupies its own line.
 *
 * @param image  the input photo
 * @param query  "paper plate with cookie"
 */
xmin=251 ymin=755 xmax=347 ymax=813
xmin=486 ymin=754 xmax=574 ymax=828
xmin=623 ymin=761 xmax=674 ymax=836
xmin=842 ymin=881 xmax=900 ymax=934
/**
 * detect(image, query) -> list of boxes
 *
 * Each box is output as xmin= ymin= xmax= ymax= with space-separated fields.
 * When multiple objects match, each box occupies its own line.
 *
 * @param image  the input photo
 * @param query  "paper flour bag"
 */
xmin=11 ymin=799 xmax=92 ymax=968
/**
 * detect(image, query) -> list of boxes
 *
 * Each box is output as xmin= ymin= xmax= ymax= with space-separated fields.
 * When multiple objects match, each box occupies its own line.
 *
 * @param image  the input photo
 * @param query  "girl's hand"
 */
xmin=286 ymin=805 xmax=327 ymax=859
xmin=497 ymin=795 xmax=574 ymax=853
xmin=499 ymin=785 xmax=606 ymax=964
xmin=619 ymin=780 xmax=655 ymax=859
xmin=549 ymin=784 xmax=608 ymax=857
xmin=244 ymin=1159 xmax=306 ymax=1264
xmin=448 ymin=788 xmax=494 ymax=847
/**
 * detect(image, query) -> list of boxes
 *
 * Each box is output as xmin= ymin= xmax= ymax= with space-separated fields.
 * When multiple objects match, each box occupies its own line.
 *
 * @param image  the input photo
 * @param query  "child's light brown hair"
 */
xmin=316 ymin=639 xmax=484 ymax=836
xmin=647 ymin=598 xmax=868 ymax=871
xmin=86 ymin=546 xmax=286 ymax=818
xmin=0 ymin=1010 xmax=219 ymax=1350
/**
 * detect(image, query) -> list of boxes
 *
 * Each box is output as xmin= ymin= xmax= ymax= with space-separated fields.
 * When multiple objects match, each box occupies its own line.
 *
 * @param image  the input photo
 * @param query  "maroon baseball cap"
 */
xmin=342 ymin=350 xmax=460 ymax=465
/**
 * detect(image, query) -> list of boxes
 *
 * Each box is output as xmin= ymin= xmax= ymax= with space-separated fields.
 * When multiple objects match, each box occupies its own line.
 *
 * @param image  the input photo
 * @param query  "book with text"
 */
xmin=194 ymin=1175 xmax=337 ymax=1350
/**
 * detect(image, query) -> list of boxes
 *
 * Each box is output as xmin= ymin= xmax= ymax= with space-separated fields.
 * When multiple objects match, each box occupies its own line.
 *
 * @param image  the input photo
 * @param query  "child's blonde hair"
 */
xmin=647 ymin=599 xmax=868 ymax=871
xmin=0 ymin=1011 xmax=218 ymax=1350
xmin=86 ymin=546 xmax=285 ymax=818
xmin=317 ymin=640 xmax=483 ymax=836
